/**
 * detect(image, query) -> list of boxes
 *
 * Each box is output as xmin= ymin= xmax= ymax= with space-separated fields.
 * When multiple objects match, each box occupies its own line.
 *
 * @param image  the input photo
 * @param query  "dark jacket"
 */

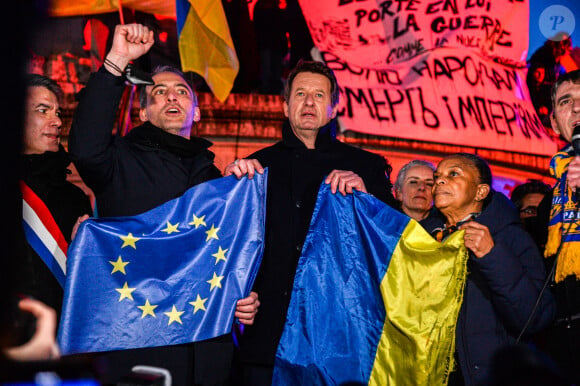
xmin=532 ymin=162 xmax=580 ymax=384
xmin=67 ymin=68 xmax=229 ymax=385
xmin=421 ymin=191 xmax=556 ymax=386
xmin=18 ymin=146 xmax=92 ymax=318
xmin=237 ymin=119 xmax=397 ymax=367
xmin=68 ymin=67 xmax=221 ymax=218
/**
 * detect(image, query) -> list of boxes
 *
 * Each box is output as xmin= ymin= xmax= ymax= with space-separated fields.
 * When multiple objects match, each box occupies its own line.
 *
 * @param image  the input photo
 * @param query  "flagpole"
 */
xmin=116 ymin=0 xmax=136 ymax=136
xmin=118 ymin=0 xmax=125 ymax=24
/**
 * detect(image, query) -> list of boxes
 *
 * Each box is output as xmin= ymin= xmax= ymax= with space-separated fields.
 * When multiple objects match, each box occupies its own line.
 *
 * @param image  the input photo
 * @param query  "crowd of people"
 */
xmin=3 ymin=20 xmax=580 ymax=386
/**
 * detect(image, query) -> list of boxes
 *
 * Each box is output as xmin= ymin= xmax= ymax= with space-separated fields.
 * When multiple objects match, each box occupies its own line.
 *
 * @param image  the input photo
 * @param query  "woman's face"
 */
xmin=433 ymin=157 xmax=487 ymax=218
xmin=395 ymin=165 xmax=434 ymax=218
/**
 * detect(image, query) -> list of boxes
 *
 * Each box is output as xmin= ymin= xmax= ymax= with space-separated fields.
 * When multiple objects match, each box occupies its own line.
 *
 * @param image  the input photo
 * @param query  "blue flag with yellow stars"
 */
xmin=57 ymin=171 xmax=267 ymax=355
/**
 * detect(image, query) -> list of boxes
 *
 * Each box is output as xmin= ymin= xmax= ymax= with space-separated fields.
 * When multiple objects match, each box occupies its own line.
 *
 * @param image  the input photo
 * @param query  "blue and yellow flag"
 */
xmin=57 ymin=172 xmax=267 ymax=355
xmin=273 ymin=183 xmax=468 ymax=385
xmin=176 ymin=0 xmax=239 ymax=103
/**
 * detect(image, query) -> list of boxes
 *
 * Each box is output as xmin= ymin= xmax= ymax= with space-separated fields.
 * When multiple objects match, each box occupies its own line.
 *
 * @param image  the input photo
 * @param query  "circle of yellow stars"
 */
xmin=111 ymin=213 xmax=228 ymax=326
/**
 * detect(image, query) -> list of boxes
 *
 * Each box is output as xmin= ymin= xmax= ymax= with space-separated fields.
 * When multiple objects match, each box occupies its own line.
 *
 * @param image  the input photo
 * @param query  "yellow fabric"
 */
xmin=178 ymin=0 xmax=239 ymax=103
xmin=370 ymin=221 xmax=468 ymax=386
xmin=545 ymin=149 xmax=580 ymax=282
xmin=49 ymin=0 xmax=175 ymax=17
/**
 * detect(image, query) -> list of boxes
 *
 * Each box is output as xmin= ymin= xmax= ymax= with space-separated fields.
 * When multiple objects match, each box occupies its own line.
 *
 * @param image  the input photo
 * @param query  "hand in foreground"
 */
xmin=71 ymin=214 xmax=90 ymax=241
xmin=224 ymin=159 xmax=264 ymax=180
xmin=567 ymin=156 xmax=580 ymax=192
xmin=325 ymin=169 xmax=367 ymax=195
xmin=235 ymin=292 xmax=260 ymax=326
xmin=459 ymin=221 xmax=494 ymax=258
xmin=4 ymin=298 xmax=60 ymax=361
xmin=105 ymin=23 xmax=155 ymax=75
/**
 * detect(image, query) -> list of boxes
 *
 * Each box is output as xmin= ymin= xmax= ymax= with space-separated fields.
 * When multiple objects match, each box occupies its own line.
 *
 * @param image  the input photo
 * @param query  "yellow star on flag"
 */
xmin=189 ymin=294 xmax=208 ymax=314
xmin=189 ymin=214 xmax=207 ymax=229
xmin=116 ymin=282 xmax=136 ymax=301
xmin=207 ymin=272 xmax=224 ymax=291
xmin=137 ymin=299 xmax=158 ymax=318
xmin=109 ymin=256 xmax=129 ymax=275
xmin=164 ymin=305 xmax=184 ymax=325
xmin=212 ymin=246 xmax=228 ymax=265
xmin=205 ymin=224 xmax=220 ymax=242
xmin=161 ymin=221 xmax=180 ymax=234
xmin=120 ymin=233 xmax=140 ymax=249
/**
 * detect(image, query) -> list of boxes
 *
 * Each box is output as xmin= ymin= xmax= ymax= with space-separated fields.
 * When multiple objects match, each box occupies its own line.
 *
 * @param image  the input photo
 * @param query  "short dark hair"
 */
xmin=284 ymin=60 xmax=339 ymax=107
xmin=510 ymin=180 xmax=551 ymax=210
xmin=448 ymin=152 xmax=493 ymax=186
xmin=138 ymin=65 xmax=197 ymax=108
xmin=26 ymin=73 xmax=63 ymax=102
xmin=394 ymin=160 xmax=435 ymax=191
xmin=551 ymin=69 xmax=580 ymax=110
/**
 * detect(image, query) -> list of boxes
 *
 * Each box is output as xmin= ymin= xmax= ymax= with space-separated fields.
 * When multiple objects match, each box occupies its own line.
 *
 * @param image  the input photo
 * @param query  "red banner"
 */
xmin=300 ymin=0 xmax=558 ymax=156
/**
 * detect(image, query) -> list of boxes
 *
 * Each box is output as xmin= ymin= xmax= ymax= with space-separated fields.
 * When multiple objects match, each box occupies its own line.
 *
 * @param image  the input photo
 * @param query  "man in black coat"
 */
xmin=225 ymin=60 xmax=397 ymax=385
xmin=19 ymin=74 xmax=93 ymax=323
xmin=68 ymin=23 xmax=259 ymax=385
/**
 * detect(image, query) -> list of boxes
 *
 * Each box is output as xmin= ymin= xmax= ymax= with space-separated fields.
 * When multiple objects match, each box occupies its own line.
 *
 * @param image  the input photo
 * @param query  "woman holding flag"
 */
xmin=421 ymin=153 xmax=556 ymax=385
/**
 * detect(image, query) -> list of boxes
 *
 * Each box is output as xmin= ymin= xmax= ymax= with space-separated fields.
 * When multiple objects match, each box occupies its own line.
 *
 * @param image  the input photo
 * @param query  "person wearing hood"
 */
xmin=420 ymin=153 xmax=556 ymax=386
xmin=19 ymin=73 xmax=93 ymax=321
xmin=224 ymin=59 xmax=398 ymax=385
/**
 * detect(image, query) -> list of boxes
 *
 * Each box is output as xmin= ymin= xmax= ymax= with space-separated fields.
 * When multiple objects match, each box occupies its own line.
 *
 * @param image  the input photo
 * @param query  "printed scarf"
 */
xmin=545 ymin=146 xmax=580 ymax=282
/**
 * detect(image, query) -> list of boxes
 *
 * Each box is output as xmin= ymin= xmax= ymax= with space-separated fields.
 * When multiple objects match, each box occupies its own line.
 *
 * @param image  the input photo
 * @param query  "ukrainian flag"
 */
xmin=176 ymin=0 xmax=239 ymax=103
xmin=273 ymin=183 xmax=468 ymax=385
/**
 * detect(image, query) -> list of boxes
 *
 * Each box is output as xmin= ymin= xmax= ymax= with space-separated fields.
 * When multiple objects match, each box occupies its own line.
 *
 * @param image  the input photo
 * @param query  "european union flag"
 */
xmin=57 ymin=171 xmax=267 ymax=355
xmin=273 ymin=182 xmax=468 ymax=385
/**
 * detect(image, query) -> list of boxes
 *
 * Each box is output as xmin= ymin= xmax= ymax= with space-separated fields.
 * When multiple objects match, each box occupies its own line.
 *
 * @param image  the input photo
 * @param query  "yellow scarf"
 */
xmin=545 ymin=146 xmax=580 ymax=282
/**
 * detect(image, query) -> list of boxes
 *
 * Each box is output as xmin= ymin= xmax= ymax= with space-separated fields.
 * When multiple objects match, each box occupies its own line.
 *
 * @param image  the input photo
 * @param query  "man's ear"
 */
xmin=139 ymin=108 xmax=148 ymax=122
xmin=193 ymin=106 xmax=201 ymax=123
xmin=550 ymin=112 xmax=560 ymax=135
xmin=283 ymin=101 xmax=289 ymax=118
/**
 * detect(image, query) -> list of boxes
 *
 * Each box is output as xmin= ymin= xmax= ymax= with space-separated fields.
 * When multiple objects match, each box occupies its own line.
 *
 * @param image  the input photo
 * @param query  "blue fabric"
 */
xmin=272 ymin=183 xmax=410 ymax=385
xmin=57 ymin=171 xmax=267 ymax=355
xmin=175 ymin=0 xmax=189 ymax=36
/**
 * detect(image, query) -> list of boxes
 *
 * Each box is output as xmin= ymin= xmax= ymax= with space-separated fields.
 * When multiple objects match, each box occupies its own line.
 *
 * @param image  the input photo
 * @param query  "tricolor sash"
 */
xmin=20 ymin=181 xmax=68 ymax=287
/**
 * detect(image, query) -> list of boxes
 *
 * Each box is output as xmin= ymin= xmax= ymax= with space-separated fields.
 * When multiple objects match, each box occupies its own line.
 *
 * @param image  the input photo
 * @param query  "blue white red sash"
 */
xmin=21 ymin=181 xmax=68 ymax=288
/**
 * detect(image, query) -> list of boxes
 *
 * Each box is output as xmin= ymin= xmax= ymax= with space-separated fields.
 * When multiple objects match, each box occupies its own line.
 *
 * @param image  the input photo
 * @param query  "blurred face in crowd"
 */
xmin=550 ymin=79 xmax=580 ymax=143
xmin=284 ymin=71 xmax=337 ymax=146
xmin=139 ymin=71 xmax=200 ymax=137
xmin=533 ymin=67 xmax=545 ymax=83
xmin=23 ymin=86 xmax=62 ymax=154
xmin=395 ymin=165 xmax=434 ymax=221
xmin=433 ymin=156 xmax=489 ymax=224
xmin=519 ymin=193 xmax=545 ymax=219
